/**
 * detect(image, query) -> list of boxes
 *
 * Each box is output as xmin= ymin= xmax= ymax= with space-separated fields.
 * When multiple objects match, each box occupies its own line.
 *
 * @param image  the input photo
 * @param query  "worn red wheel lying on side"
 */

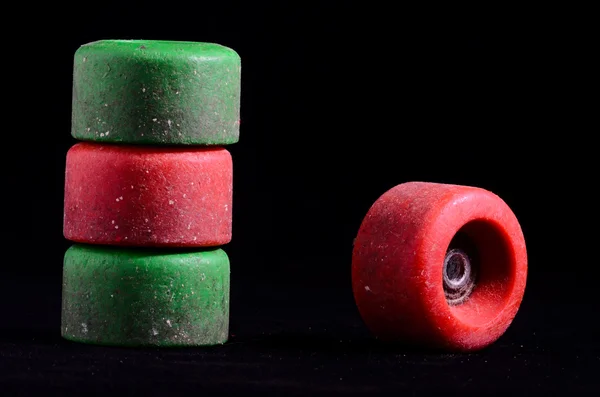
xmin=351 ymin=181 xmax=527 ymax=352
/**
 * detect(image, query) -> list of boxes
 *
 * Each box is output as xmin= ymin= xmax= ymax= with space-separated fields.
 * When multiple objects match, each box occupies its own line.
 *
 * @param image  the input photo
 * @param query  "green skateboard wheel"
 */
xmin=71 ymin=39 xmax=241 ymax=145
xmin=61 ymin=244 xmax=230 ymax=347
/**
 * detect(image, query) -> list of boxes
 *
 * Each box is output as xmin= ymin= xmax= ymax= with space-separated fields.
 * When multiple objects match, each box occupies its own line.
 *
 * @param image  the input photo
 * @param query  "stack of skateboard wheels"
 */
xmin=61 ymin=40 xmax=241 ymax=347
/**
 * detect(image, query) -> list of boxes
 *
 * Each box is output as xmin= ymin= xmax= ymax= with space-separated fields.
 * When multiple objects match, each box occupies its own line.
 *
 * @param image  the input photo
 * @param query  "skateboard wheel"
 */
xmin=71 ymin=39 xmax=241 ymax=145
xmin=63 ymin=142 xmax=232 ymax=247
xmin=61 ymin=244 xmax=230 ymax=347
xmin=351 ymin=181 xmax=527 ymax=351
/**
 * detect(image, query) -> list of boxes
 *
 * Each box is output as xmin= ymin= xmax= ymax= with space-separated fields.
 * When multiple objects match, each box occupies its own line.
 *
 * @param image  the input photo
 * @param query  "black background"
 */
xmin=1 ymin=2 xmax=597 ymax=395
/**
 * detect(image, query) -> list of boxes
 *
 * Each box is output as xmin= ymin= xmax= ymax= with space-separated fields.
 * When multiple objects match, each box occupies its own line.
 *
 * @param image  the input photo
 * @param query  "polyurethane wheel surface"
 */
xmin=71 ymin=39 xmax=241 ymax=145
xmin=351 ymin=181 xmax=527 ymax=352
xmin=63 ymin=142 xmax=232 ymax=247
xmin=61 ymin=244 xmax=230 ymax=347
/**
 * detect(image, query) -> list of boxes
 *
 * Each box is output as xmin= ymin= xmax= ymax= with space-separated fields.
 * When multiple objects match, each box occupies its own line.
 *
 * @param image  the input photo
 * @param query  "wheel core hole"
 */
xmin=445 ymin=251 xmax=467 ymax=283
xmin=443 ymin=231 xmax=479 ymax=306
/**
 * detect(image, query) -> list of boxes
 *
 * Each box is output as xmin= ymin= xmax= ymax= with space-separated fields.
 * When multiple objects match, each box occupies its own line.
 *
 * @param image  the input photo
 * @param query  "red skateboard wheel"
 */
xmin=351 ymin=182 xmax=527 ymax=352
xmin=64 ymin=142 xmax=232 ymax=247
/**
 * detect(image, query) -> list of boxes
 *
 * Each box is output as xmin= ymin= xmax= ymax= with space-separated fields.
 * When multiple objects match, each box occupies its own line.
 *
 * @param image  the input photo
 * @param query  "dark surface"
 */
xmin=1 ymin=270 xmax=598 ymax=395
xmin=2 ymin=2 xmax=596 ymax=395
